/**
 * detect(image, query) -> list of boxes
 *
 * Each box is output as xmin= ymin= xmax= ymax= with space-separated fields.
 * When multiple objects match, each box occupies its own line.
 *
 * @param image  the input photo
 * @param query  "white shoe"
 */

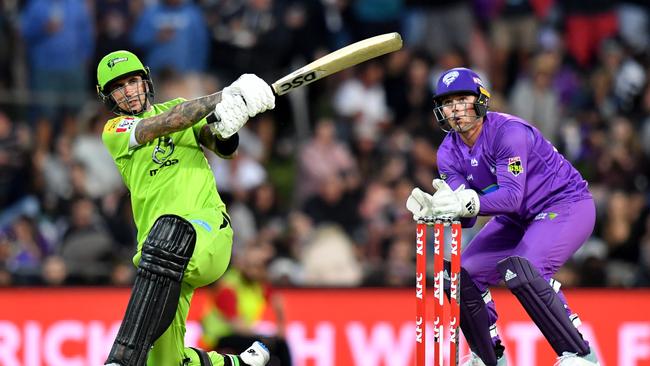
xmin=461 ymin=353 xmax=507 ymax=366
xmin=240 ymin=341 xmax=270 ymax=366
xmin=554 ymin=350 xmax=600 ymax=365
xmin=461 ymin=353 xmax=487 ymax=366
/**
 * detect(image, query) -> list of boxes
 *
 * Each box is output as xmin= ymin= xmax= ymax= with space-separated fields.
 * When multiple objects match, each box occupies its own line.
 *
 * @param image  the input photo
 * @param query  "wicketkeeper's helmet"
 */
xmin=432 ymin=67 xmax=490 ymax=129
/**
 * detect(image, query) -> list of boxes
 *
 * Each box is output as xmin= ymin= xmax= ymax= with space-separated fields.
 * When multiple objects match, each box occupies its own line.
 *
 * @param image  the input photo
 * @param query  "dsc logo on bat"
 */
xmin=279 ymin=71 xmax=318 ymax=93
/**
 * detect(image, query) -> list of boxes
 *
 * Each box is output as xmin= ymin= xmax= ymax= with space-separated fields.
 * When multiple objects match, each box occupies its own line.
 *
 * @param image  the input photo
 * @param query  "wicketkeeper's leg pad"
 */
xmin=106 ymin=215 xmax=197 ymax=366
xmin=497 ymin=255 xmax=590 ymax=356
xmin=444 ymin=261 xmax=502 ymax=366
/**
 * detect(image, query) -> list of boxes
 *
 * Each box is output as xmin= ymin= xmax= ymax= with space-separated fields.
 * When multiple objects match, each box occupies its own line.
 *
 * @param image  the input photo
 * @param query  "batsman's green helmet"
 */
xmin=96 ymin=50 xmax=154 ymax=114
xmin=96 ymin=50 xmax=149 ymax=93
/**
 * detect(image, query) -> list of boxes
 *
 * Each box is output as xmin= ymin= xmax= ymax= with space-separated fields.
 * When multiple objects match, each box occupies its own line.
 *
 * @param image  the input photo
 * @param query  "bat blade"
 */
xmin=271 ymin=32 xmax=403 ymax=95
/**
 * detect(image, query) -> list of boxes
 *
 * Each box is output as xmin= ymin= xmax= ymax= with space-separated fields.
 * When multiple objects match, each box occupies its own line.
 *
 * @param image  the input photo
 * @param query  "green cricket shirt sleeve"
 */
xmin=102 ymin=116 xmax=142 ymax=171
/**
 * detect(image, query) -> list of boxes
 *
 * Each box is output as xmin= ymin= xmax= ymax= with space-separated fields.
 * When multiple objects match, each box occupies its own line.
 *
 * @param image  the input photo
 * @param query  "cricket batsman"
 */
xmin=96 ymin=50 xmax=273 ymax=366
xmin=406 ymin=68 xmax=600 ymax=365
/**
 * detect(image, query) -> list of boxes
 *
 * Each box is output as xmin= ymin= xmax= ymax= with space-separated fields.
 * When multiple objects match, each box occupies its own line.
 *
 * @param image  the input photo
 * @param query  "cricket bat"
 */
xmin=209 ymin=33 xmax=402 ymax=132
xmin=271 ymin=32 xmax=403 ymax=95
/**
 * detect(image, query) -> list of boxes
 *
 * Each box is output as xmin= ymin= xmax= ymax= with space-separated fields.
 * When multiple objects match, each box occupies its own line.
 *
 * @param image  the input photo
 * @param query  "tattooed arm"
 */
xmin=134 ymin=91 xmax=223 ymax=144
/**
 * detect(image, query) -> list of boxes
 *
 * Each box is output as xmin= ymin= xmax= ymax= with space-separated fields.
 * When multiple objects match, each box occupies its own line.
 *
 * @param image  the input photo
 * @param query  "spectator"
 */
xmin=59 ymin=197 xmax=114 ymax=284
xmin=487 ymin=0 xmax=541 ymax=93
xmin=0 ymin=111 xmax=35 ymax=227
xmin=131 ymin=0 xmax=209 ymax=76
xmin=349 ymin=0 xmax=402 ymax=41
xmin=296 ymin=118 xmax=356 ymax=203
xmin=201 ymin=244 xmax=292 ymax=366
xmin=72 ymin=114 xmax=122 ymax=198
xmin=560 ymin=0 xmax=618 ymax=68
xmin=33 ymin=135 xmax=73 ymax=211
xmin=302 ymin=174 xmax=362 ymax=238
xmin=250 ymin=182 xmax=285 ymax=238
xmin=41 ymin=255 xmax=67 ymax=286
xmin=509 ymin=52 xmax=562 ymax=144
xmin=203 ymin=0 xmax=292 ymax=82
xmin=20 ymin=0 xmax=94 ymax=122
xmin=300 ymin=225 xmax=363 ymax=286
xmin=402 ymin=0 xmax=474 ymax=60
xmin=333 ymin=60 xmax=391 ymax=175
xmin=2 ymin=215 xmax=51 ymax=284
xmin=93 ymin=0 xmax=137 ymax=68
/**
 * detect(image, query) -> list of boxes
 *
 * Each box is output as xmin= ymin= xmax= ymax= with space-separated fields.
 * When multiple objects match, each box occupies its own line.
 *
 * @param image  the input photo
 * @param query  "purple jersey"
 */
xmin=437 ymin=111 xmax=591 ymax=223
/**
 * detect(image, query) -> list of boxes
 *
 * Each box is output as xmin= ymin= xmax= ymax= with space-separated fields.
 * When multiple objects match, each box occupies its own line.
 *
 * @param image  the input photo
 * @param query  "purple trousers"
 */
xmin=462 ymin=198 xmax=596 ymax=338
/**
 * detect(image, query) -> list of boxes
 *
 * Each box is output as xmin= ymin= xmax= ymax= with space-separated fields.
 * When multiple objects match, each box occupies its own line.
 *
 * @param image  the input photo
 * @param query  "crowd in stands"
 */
xmin=1 ymin=0 xmax=650 ymax=288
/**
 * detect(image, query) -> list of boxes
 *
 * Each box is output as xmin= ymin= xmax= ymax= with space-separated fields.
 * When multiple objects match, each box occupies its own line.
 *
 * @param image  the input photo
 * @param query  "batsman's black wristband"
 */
xmin=214 ymin=132 xmax=239 ymax=156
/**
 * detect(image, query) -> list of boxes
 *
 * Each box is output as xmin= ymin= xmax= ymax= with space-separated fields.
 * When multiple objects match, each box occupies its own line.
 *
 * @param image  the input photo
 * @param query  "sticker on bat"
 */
xmin=279 ymin=71 xmax=317 ymax=93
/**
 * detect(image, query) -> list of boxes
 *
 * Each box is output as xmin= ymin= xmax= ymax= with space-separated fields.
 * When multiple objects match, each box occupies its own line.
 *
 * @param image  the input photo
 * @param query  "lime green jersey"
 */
xmin=102 ymin=98 xmax=225 ymax=247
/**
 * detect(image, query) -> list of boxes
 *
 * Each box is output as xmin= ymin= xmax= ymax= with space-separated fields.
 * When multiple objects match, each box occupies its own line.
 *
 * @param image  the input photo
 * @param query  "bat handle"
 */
xmin=206 ymin=112 xmax=222 ymax=136
xmin=206 ymin=112 xmax=220 ymax=124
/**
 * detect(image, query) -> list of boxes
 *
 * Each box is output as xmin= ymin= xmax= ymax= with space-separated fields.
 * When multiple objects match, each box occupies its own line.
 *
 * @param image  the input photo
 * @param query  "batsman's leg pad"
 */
xmin=497 ymin=256 xmax=589 ymax=356
xmin=444 ymin=261 xmax=501 ymax=366
xmin=106 ymin=215 xmax=197 ymax=366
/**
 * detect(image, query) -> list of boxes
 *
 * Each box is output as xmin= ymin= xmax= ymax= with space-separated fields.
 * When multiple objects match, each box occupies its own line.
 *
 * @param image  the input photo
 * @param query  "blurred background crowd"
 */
xmin=1 ymin=0 xmax=650 ymax=289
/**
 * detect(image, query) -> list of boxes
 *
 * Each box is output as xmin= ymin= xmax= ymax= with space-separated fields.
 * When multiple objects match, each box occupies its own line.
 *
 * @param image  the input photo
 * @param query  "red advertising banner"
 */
xmin=0 ymin=288 xmax=649 ymax=366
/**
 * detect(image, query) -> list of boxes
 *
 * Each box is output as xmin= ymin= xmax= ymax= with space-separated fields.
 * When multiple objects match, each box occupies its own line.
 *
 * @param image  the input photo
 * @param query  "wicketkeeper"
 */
xmin=407 ymin=67 xmax=600 ymax=366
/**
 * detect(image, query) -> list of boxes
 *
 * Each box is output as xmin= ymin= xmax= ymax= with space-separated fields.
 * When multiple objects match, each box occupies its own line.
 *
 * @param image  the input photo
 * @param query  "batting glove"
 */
xmin=212 ymin=94 xmax=249 ymax=139
xmin=224 ymin=74 xmax=275 ymax=118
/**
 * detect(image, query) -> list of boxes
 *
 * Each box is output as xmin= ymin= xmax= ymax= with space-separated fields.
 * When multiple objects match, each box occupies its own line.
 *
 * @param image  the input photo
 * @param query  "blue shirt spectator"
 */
xmin=20 ymin=0 xmax=94 ymax=121
xmin=131 ymin=0 xmax=209 ymax=74
xmin=20 ymin=0 xmax=93 ymax=71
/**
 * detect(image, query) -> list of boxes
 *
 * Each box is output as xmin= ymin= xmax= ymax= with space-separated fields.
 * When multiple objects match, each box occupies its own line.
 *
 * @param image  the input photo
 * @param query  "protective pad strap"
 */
xmin=444 ymin=261 xmax=500 ymax=365
xmin=190 ymin=347 xmax=213 ymax=366
xmin=106 ymin=215 xmax=197 ymax=366
xmin=497 ymin=256 xmax=590 ymax=356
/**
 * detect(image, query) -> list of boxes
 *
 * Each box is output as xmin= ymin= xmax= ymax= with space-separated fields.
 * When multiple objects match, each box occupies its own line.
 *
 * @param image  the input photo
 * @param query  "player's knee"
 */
xmin=497 ymin=255 xmax=541 ymax=289
xmin=140 ymin=214 xmax=197 ymax=281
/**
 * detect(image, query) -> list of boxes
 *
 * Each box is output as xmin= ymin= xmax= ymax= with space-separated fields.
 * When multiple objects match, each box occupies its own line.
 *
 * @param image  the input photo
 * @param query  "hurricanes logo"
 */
xmin=507 ymin=156 xmax=523 ymax=177
xmin=152 ymin=136 xmax=175 ymax=164
xmin=107 ymin=57 xmax=128 ymax=69
xmin=443 ymin=71 xmax=459 ymax=86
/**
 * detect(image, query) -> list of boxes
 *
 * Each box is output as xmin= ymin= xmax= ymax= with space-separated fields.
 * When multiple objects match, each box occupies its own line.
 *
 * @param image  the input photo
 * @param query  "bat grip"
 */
xmin=206 ymin=112 xmax=221 ymax=136
xmin=206 ymin=112 xmax=219 ymax=124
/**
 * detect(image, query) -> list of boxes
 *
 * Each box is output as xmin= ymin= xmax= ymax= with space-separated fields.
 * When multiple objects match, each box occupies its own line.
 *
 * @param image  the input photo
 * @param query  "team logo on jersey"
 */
xmin=152 ymin=136 xmax=175 ymax=165
xmin=534 ymin=212 xmax=558 ymax=221
xmin=115 ymin=117 xmax=138 ymax=133
xmin=440 ymin=173 xmax=448 ymax=180
xmin=466 ymin=174 xmax=473 ymax=181
xmin=471 ymin=158 xmax=478 ymax=167
xmin=104 ymin=119 xmax=119 ymax=133
xmin=442 ymin=71 xmax=459 ymax=86
xmin=507 ymin=156 xmax=523 ymax=177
